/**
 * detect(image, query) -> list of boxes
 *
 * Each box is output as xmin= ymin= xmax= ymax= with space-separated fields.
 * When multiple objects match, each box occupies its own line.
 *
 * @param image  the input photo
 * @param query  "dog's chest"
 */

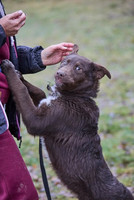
xmin=39 ymin=85 xmax=60 ymax=107
xmin=39 ymin=95 xmax=57 ymax=106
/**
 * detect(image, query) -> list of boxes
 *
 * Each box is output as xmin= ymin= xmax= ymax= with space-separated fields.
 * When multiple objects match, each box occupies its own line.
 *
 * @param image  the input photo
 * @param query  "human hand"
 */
xmin=41 ymin=43 xmax=74 ymax=66
xmin=0 ymin=10 xmax=26 ymax=36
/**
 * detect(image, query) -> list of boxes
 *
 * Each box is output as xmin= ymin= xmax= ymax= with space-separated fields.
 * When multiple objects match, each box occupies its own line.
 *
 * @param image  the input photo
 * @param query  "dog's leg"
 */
xmin=1 ymin=60 xmax=36 ymax=114
xmin=22 ymin=79 xmax=46 ymax=106
xmin=1 ymin=60 xmax=51 ymax=136
xmin=15 ymin=70 xmax=46 ymax=106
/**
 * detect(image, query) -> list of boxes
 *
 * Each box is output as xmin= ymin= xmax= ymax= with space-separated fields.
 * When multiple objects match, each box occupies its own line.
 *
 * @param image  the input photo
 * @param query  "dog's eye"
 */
xmin=75 ymin=66 xmax=81 ymax=71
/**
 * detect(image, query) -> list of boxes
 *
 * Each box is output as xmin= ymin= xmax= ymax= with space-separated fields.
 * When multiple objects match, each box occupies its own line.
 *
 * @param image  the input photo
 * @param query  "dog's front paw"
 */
xmin=1 ymin=59 xmax=15 ymax=75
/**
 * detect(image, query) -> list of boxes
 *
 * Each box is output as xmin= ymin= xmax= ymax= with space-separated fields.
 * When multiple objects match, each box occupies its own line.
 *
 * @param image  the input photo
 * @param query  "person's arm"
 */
xmin=17 ymin=43 xmax=74 ymax=74
xmin=17 ymin=45 xmax=45 ymax=74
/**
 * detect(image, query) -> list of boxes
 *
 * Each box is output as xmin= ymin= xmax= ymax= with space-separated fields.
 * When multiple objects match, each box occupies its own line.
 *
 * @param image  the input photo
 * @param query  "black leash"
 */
xmin=39 ymin=138 xmax=52 ymax=200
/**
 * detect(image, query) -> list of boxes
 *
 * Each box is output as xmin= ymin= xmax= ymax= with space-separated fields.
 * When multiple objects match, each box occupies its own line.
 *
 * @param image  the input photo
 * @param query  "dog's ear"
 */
xmin=71 ymin=44 xmax=79 ymax=54
xmin=93 ymin=63 xmax=111 ymax=79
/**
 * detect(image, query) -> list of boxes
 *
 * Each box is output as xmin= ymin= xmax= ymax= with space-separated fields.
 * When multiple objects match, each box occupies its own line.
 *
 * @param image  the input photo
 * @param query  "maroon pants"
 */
xmin=0 ymin=130 xmax=39 ymax=200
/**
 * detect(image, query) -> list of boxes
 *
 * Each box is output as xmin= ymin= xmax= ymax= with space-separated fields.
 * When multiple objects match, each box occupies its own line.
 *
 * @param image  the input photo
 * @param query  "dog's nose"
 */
xmin=57 ymin=71 xmax=65 ymax=77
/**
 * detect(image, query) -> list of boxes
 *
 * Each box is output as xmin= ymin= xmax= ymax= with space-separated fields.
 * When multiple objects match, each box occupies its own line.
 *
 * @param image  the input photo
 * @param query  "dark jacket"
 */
xmin=0 ymin=1 xmax=46 ymax=139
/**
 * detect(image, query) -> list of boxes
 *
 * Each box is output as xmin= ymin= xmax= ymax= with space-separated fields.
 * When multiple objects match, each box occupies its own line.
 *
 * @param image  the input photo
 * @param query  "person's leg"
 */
xmin=0 ymin=130 xmax=39 ymax=200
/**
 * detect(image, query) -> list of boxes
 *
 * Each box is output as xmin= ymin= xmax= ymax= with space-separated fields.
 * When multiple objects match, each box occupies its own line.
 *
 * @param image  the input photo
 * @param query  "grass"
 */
xmin=4 ymin=0 xmax=134 ymax=199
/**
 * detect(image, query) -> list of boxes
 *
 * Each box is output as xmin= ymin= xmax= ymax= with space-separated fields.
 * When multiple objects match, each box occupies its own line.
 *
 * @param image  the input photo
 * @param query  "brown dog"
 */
xmin=2 ymin=45 xmax=134 ymax=200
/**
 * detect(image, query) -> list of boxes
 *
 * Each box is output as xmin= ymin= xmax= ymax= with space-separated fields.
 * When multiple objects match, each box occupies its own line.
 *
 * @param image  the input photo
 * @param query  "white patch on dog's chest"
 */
xmin=39 ymin=95 xmax=58 ymax=106
xmin=39 ymin=85 xmax=60 ymax=107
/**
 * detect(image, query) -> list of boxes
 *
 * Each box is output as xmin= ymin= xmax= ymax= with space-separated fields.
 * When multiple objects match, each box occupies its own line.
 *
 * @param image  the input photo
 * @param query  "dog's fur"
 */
xmin=2 ymin=45 xmax=134 ymax=200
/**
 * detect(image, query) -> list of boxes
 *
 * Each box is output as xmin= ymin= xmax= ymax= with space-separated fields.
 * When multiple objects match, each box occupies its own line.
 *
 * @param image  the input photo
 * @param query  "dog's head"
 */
xmin=55 ymin=44 xmax=111 ymax=97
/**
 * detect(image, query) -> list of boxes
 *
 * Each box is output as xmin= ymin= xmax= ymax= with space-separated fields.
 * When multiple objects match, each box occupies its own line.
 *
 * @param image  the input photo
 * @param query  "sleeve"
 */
xmin=17 ymin=45 xmax=46 ymax=74
xmin=0 ymin=25 xmax=6 ymax=47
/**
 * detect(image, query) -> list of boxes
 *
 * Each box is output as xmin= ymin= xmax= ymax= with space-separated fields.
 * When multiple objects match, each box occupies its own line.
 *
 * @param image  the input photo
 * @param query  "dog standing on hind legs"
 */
xmin=1 ymin=45 xmax=134 ymax=200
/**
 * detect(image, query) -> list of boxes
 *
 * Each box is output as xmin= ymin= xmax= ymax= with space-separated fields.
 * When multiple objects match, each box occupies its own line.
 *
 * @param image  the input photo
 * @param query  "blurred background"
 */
xmin=3 ymin=0 xmax=134 ymax=199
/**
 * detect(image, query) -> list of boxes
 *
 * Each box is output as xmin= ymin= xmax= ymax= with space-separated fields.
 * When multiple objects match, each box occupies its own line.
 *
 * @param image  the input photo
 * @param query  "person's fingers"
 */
xmin=58 ymin=46 xmax=73 ymax=53
xmin=20 ymin=19 xmax=26 ymax=28
xmin=62 ymin=47 xmax=73 ymax=52
xmin=62 ymin=52 xmax=70 ymax=56
xmin=16 ymin=13 xmax=26 ymax=26
xmin=62 ymin=42 xmax=74 ymax=48
xmin=60 ymin=43 xmax=74 ymax=53
xmin=8 ymin=10 xmax=24 ymax=20
xmin=52 ymin=43 xmax=74 ymax=51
